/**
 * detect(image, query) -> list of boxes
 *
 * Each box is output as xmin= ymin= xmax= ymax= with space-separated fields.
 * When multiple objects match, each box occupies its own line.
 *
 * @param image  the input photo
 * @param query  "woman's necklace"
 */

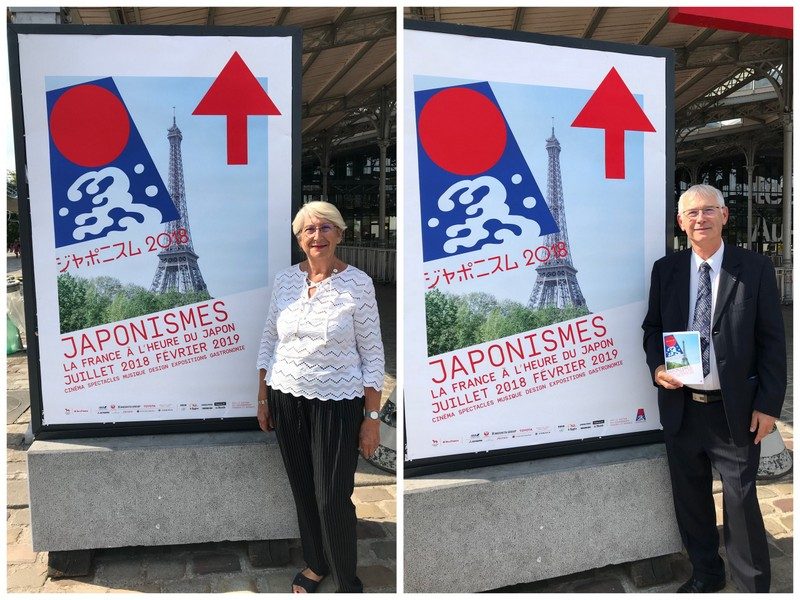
xmin=305 ymin=263 xmax=338 ymax=288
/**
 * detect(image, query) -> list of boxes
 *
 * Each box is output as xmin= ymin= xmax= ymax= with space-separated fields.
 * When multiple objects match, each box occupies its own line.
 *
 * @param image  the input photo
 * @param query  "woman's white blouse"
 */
xmin=257 ymin=264 xmax=385 ymax=401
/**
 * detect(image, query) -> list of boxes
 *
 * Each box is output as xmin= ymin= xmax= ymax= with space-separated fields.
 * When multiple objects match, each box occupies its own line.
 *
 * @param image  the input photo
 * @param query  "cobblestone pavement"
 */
xmin=499 ymin=305 xmax=793 ymax=593
xmin=6 ymin=257 xmax=397 ymax=593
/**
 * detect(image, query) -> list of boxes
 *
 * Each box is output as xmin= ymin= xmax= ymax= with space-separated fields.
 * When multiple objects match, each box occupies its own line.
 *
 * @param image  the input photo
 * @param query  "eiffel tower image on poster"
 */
xmin=527 ymin=124 xmax=588 ymax=310
xmin=150 ymin=115 xmax=209 ymax=294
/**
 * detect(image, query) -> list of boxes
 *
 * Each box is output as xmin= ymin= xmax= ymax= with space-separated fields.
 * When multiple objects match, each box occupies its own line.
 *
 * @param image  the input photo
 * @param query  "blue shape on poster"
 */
xmin=47 ymin=77 xmax=179 ymax=248
xmin=415 ymin=81 xmax=558 ymax=262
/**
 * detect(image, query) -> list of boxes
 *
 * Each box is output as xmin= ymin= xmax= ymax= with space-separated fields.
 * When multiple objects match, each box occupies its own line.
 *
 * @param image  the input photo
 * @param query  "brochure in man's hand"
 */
xmin=663 ymin=331 xmax=704 ymax=385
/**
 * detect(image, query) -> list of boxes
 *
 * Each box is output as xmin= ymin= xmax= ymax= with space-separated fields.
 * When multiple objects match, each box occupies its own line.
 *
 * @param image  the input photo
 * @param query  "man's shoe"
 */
xmin=677 ymin=577 xmax=726 ymax=593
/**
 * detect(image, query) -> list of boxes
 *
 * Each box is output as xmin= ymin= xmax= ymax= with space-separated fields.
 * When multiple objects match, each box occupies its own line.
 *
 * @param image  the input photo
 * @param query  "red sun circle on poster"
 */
xmin=49 ymin=84 xmax=130 ymax=168
xmin=418 ymin=87 xmax=507 ymax=176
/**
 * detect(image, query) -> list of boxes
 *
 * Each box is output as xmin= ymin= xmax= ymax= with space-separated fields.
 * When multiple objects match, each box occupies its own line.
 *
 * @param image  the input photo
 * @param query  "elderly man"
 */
xmin=642 ymin=184 xmax=786 ymax=593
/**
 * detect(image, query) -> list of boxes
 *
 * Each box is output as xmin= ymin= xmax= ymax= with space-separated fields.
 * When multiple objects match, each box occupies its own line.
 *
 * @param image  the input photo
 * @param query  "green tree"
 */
xmin=82 ymin=277 xmax=118 ymax=327
xmin=425 ymin=288 xmax=593 ymax=355
xmin=425 ymin=289 xmax=459 ymax=356
xmin=452 ymin=293 xmax=498 ymax=350
xmin=57 ymin=273 xmax=91 ymax=332
xmin=104 ymin=292 xmax=131 ymax=325
xmin=58 ymin=272 xmax=215 ymax=333
xmin=155 ymin=290 xmax=183 ymax=312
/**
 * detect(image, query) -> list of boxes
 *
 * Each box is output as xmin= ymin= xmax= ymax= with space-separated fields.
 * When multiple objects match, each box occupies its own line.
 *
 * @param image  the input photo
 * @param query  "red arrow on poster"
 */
xmin=571 ymin=67 xmax=655 ymax=180
xmin=193 ymin=52 xmax=281 ymax=165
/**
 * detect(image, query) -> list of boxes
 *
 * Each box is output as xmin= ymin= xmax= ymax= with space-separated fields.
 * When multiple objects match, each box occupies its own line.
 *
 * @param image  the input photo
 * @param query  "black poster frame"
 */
xmin=8 ymin=24 xmax=302 ymax=440
xmin=403 ymin=19 xmax=675 ymax=477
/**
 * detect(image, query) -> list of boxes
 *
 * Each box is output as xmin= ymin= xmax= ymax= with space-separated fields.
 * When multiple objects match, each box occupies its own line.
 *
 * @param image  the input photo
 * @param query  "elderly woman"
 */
xmin=256 ymin=201 xmax=385 ymax=593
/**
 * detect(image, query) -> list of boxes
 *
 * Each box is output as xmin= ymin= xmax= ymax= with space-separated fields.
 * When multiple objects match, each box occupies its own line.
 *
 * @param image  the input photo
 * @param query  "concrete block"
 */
xmin=26 ymin=432 xmax=299 ymax=552
xmin=404 ymin=443 xmax=683 ymax=593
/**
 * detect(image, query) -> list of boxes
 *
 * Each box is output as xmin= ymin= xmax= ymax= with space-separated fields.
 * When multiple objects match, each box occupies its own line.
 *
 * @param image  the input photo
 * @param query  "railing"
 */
xmin=338 ymin=245 xmax=396 ymax=284
xmin=775 ymin=266 xmax=793 ymax=304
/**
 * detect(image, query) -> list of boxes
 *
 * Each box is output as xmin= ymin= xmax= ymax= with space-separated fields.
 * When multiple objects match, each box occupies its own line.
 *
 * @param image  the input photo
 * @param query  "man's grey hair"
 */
xmin=678 ymin=184 xmax=726 ymax=214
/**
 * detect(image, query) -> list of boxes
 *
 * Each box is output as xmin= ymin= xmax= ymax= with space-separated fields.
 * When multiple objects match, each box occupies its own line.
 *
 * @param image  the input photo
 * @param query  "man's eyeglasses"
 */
xmin=682 ymin=206 xmax=722 ymax=219
xmin=302 ymin=224 xmax=337 ymax=237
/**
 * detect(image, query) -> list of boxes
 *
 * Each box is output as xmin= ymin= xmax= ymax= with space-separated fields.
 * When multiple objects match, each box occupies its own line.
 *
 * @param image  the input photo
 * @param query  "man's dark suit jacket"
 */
xmin=643 ymin=245 xmax=786 ymax=446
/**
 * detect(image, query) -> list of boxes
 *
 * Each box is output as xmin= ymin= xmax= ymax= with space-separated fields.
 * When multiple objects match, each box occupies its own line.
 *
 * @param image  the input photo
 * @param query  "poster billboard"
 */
xmin=404 ymin=21 xmax=674 ymax=474
xmin=9 ymin=25 xmax=300 ymax=437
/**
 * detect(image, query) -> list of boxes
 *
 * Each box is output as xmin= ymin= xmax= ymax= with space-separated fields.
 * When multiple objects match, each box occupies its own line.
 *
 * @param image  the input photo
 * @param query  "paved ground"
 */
xmin=496 ymin=304 xmax=794 ymax=593
xmin=6 ymin=254 xmax=397 ymax=593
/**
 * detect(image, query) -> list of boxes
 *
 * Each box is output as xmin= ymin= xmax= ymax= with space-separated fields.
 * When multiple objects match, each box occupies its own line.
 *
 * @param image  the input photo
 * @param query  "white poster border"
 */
xmin=403 ymin=21 xmax=674 ymax=472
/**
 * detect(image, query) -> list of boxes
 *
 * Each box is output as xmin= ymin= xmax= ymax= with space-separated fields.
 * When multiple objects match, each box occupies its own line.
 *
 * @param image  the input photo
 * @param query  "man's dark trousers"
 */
xmin=664 ymin=398 xmax=769 ymax=591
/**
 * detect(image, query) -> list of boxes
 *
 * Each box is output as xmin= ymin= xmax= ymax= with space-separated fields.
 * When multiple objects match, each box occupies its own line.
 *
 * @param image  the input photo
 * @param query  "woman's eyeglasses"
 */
xmin=302 ymin=224 xmax=337 ymax=237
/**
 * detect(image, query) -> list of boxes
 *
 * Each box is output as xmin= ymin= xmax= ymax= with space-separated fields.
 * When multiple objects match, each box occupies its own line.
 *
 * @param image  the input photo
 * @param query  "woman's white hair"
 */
xmin=291 ymin=201 xmax=347 ymax=236
xmin=678 ymin=184 xmax=725 ymax=214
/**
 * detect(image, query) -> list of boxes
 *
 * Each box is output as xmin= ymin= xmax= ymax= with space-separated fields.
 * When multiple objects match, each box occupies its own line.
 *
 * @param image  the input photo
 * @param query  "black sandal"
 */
xmin=292 ymin=570 xmax=324 ymax=593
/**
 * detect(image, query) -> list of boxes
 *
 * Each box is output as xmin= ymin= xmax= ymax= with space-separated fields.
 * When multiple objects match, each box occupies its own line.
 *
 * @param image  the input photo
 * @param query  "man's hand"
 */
xmin=750 ymin=410 xmax=777 ymax=445
xmin=654 ymin=365 xmax=683 ymax=390
xmin=359 ymin=418 xmax=380 ymax=458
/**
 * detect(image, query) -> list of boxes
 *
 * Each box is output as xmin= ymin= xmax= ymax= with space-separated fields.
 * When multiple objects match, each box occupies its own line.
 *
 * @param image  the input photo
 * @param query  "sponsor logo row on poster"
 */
xmin=431 ymin=409 xmax=647 ymax=448
xmin=63 ymin=399 xmax=256 ymax=417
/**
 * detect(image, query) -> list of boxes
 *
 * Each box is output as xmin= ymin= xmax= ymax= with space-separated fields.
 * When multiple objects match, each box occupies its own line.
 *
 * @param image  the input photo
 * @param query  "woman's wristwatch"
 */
xmin=258 ymin=399 xmax=267 ymax=406
xmin=365 ymin=410 xmax=380 ymax=420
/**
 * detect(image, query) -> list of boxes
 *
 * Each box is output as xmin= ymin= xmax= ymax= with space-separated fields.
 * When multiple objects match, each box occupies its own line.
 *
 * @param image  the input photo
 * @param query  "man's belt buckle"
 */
xmin=691 ymin=391 xmax=715 ymax=403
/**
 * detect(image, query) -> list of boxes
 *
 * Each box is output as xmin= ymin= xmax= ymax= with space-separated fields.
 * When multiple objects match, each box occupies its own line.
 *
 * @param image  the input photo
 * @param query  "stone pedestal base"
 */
xmin=404 ymin=443 xmax=682 ymax=593
xmin=27 ymin=431 xmax=298 ymax=552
